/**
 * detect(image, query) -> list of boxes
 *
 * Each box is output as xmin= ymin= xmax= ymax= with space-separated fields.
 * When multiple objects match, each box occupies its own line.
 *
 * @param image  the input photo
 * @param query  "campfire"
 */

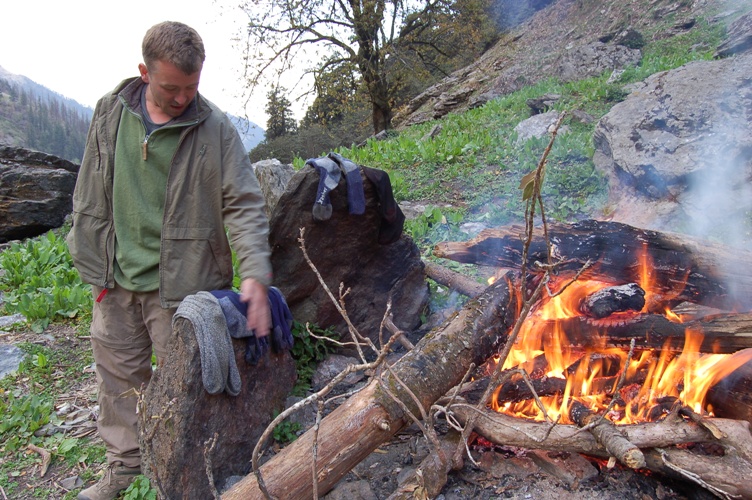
xmin=485 ymin=246 xmax=752 ymax=426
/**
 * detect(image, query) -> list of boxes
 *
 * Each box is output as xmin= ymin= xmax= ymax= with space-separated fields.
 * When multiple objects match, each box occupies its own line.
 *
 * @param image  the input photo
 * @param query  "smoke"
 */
xmin=683 ymin=55 xmax=752 ymax=249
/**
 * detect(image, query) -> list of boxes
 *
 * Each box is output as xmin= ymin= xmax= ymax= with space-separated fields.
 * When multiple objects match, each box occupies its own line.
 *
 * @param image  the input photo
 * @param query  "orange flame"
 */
xmin=490 ymin=246 xmax=751 ymax=425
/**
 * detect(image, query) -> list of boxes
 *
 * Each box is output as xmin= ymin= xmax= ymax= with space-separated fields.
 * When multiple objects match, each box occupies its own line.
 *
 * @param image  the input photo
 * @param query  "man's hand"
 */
xmin=240 ymin=278 xmax=270 ymax=337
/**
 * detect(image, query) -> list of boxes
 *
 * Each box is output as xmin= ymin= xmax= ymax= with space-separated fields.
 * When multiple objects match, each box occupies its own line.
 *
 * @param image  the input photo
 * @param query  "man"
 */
xmin=67 ymin=21 xmax=272 ymax=500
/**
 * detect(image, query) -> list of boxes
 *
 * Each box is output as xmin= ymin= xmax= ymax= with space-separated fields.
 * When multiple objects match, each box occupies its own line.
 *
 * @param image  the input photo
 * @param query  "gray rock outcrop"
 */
xmin=0 ymin=146 xmax=78 ymax=243
xmin=554 ymin=41 xmax=641 ymax=82
xmin=592 ymin=52 xmax=752 ymax=240
xmin=253 ymin=158 xmax=295 ymax=219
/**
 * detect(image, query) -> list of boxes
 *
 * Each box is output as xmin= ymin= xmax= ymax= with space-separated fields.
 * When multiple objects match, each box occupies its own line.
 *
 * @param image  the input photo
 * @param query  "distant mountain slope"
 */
xmin=0 ymin=66 xmax=91 ymax=162
xmin=0 ymin=66 xmax=265 ymax=160
xmin=229 ymin=114 xmax=265 ymax=151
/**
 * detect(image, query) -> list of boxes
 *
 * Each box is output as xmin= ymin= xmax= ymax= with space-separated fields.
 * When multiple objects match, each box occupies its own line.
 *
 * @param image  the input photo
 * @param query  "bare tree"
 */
xmin=239 ymin=0 xmax=496 ymax=134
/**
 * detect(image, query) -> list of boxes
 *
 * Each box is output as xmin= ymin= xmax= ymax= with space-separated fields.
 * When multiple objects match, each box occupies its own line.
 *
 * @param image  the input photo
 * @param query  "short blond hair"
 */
xmin=142 ymin=21 xmax=205 ymax=74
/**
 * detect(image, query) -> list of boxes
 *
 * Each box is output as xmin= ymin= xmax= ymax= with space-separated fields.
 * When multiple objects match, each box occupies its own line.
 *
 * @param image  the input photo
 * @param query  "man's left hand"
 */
xmin=240 ymin=278 xmax=270 ymax=337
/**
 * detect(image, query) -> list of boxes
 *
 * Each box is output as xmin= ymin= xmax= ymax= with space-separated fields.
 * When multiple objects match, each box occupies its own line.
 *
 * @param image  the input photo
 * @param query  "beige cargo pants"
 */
xmin=90 ymin=284 xmax=176 ymax=468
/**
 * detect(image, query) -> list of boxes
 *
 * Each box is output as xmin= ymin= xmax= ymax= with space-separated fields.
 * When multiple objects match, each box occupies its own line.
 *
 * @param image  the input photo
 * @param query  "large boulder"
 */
xmin=592 ymin=52 xmax=752 ymax=239
xmin=0 ymin=146 xmax=78 ymax=243
xmin=140 ymin=317 xmax=296 ymax=498
xmin=554 ymin=41 xmax=642 ymax=82
xmin=269 ymin=165 xmax=428 ymax=352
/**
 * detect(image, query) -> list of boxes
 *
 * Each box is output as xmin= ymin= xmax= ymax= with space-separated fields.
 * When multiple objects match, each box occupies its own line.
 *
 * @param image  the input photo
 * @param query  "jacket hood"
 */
xmin=113 ymin=77 xmax=209 ymax=125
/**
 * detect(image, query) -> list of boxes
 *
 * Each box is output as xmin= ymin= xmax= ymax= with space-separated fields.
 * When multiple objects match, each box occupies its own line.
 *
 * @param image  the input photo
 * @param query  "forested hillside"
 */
xmin=0 ymin=78 xmax=90 ymax=163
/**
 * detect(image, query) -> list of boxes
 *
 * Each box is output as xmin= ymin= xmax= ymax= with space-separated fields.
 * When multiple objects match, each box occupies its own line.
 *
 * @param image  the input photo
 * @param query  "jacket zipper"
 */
xmin=142 ymin=134 xmax=150 ymax=161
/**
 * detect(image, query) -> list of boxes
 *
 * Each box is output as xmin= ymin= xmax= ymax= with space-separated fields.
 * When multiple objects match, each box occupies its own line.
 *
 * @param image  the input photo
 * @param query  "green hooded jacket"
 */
xmin=67 ymin=77 xmax=272 ymax=307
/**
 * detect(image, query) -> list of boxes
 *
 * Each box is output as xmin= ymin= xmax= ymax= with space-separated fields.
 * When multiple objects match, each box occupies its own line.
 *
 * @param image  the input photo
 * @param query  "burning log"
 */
xmin=434 ymin=220 xmax=752 ymax=311
xmin=221 ymin=276 xmax=519 ymax=499
xmin=569 ymin=401 xmax=645 ymax=469
xmin=549 ymin=313 xmax=752 ymax=354
xmin=462 ymin=370 xmax=649 ymax=404
xmin=707 ymin=358 xmax=752 ymax=426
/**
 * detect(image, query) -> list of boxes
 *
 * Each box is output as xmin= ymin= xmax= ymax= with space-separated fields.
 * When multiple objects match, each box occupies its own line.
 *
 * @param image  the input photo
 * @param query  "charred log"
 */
xmin=707 ymin=358 xmax=752 ymax=427
xmin=434 ymin=220 xmax=752 ymax=311
xmin=549 ymin=313 xmax=752 ymax=354
xmin=580 ymin=283 xmax=645 ymax=319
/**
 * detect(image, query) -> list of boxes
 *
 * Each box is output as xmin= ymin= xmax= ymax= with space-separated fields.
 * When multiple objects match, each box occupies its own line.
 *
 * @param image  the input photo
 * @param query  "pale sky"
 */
xmin=0 ymin=0 xmax=273 ymax=126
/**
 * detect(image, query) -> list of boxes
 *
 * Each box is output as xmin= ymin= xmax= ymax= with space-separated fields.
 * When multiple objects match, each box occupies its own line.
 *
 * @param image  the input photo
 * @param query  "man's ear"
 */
xmin=138 ymin=63 xmax=149 ymax=83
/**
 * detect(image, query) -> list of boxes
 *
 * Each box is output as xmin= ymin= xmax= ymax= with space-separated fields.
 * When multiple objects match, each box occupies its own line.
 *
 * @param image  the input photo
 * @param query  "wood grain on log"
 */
xmin=434 ymin=220 xmax=752 ymax=311
xmin=222 ymin=275 xmax=519 ymax=499
xmin=569 ymin=401 xmax=645 ymax=469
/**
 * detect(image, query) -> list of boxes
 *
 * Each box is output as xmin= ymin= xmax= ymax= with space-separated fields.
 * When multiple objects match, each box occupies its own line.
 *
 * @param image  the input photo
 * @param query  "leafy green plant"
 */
xmin=290 ymin=321 xmax=339 ymax=396
xmin=0 ymin=391 xmax=54 ymax=452
xmin=121 ymin=475 xmax=157 ymax=500
xmin=404 ymin=206 xmax=467 ymax=252
xmin=272 ymin=412 xmax=301 ymax=444
xmin=0 ymin=230 xmax=92 ymax=332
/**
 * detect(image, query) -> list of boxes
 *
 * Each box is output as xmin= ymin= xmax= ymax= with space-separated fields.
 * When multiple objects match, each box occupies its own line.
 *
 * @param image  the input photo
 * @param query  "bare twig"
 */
xmin=27 ymin=444 xmax=51 ymax=477
xmin=298 ymin=227 xmax=369 ymax=362
xmin=452 ymin=112 xmax=571 ymax=466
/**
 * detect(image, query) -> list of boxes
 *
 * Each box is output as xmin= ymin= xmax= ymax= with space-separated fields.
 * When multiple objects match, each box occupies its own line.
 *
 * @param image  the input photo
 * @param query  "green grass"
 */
xmin=0 ymin=228 xmax=92 ymax=332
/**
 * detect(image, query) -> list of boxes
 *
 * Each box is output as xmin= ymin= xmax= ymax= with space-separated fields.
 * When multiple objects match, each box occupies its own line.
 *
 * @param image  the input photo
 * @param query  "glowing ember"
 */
xmin=489 ymin=247 xmax=752 ymax=425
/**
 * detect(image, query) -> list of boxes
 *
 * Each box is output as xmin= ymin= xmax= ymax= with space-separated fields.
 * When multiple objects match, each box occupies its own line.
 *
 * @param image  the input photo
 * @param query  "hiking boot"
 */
xmin=77 ymin=461 xmax=141 ymax=500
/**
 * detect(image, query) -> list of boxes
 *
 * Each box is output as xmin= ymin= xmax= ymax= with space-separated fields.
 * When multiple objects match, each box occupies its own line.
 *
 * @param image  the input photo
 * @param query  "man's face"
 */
xmin=139 ymin=60 xmax=201 ymax=119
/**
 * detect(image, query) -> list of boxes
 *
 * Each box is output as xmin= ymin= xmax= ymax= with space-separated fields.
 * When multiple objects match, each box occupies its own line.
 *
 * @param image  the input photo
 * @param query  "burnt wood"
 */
xmin=433 ymin=220 xmax=752 ymax=311
xmin=707 ymin=358 xmax=752 ymax=427
xmin=549 ymin=313 xmax=752 ymax=354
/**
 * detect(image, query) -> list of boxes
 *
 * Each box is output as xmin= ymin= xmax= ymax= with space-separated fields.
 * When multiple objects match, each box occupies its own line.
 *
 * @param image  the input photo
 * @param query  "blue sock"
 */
xmin=328 ymin=152 xmax=366 ymax=215
xmin=306 ymin=157 xmax=341 ymax=221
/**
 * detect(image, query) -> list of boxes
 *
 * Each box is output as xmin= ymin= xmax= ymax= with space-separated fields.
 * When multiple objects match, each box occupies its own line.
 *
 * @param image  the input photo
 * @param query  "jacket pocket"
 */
xmin=161 ymin=227 xmax=233 ymax=302
xmin=66 ymin=200 xmax=111 ymax=286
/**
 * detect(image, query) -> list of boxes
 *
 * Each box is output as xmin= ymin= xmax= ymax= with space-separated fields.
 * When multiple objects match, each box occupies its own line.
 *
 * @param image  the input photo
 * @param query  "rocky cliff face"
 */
xmin=396 ymin=0 xmax=752 ymax=240
xmin=395 ymin=0 xmax=732 ymax=127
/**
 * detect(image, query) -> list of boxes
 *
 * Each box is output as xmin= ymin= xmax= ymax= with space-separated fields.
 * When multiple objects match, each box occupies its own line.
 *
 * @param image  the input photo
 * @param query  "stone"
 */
xmin=527 ymin=450 xmax=599 ymax=488
xmin=514 ymin=110 xmax=569 ymax=144
xmin=139 ymin=317 xmax=297 ymax=498
xmin=0 ymin=146 xmax=78 ymax=243
xmin=555 ymin=41 xmax=642 ymax=83
xmin=324 ymin=479 xmax=378 ymax=500
xmin=268 ymin=165 xmax=428 ymax=353
xmin=592 ymin=52 xmax=752 ymax=238
xmin=715 ymin=11 xmax=752 ymax=57
xmin=253 ymin=158 xmax=295 ymax=219
xmin=0 ymin=343 xmax=25 ymax=379
xmin=311 ymin=354 xmax=365 ymax=390
xmin=477 ymin=450 xmax=539 ymax=479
